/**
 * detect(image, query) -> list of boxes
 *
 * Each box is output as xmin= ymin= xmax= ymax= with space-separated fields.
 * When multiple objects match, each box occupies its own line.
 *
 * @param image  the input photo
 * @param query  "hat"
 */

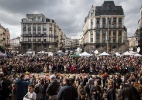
xmin=50 ymin=75 xmax=56 ymax=79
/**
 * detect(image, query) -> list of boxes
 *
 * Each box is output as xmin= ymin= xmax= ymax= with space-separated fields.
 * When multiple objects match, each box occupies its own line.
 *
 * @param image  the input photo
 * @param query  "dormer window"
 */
xmin=107 ymin=4 xmax=111 ymax=9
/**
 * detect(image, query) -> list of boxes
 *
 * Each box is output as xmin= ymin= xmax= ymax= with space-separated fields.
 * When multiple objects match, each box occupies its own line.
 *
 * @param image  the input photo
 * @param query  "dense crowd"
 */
xmin=0 ymin=55 xmax=142 ymax=100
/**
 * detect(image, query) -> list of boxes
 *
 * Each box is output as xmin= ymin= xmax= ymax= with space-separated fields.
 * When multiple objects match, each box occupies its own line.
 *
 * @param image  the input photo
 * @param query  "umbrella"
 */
xmin=122 ymin=51 xmax=133 ymax=56
xmin=94 ymin=50 xmax=99 ymax=54
xmin=99 ymin=52 xmax=109 ymax=56
xmin=115 ymin=52 xmax=121 ymax=56
xmin=134 ymin=53 xmax=142 ymax=57
xmin=70 ymin=54 xmax=80 ymax=57
xmin=79 ymin=52 xmax=91 ymax=57
xmin=0 ymin=51 xmax=7 ymax=57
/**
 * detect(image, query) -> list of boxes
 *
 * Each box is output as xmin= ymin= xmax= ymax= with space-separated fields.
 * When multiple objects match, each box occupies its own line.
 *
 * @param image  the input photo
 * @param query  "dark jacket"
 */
xmin=106 ymin=88 xmax=116 ymax=100
xmin=57 ymin=85 xmax=78 ymax=100
xmin=46 ymin=79 xmax=60 ymax=95
xmin=0 ymin=78 xmax=9 ymax=100
xmin=16 ymin=79 xmax=29 ymax=100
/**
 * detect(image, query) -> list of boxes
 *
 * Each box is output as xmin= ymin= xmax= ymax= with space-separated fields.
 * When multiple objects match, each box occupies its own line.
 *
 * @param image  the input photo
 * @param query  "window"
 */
xmin=32 ymin=24 xmax=36 ymax=31
xmin=118 ymin=30 xmax=122 ymax=36
xmin=38 ymin=17 xmax=41 ymax=22
xmin=91 ymin=38 xmax=93 ymax=42
xmin=96 ymin=18 xmax=100 ymax=24
xmin=96 ymin=30 xmax=100 ymax=36
xmin=103 ymin=18 xmax=106 ymax=22
xmin=96 ymin=18 xmax=100 ymax=28
xmin=113 ymin=30 xmax=116 ymax=36
xmin=90 ymin=31 xmax=93 ymax=35
xmin=24 ymin=38 xmax=28 ymax=42
xmin=102 ymin=30 xmax=106 ymax=37
xmin=28 ymin=38 xmax=31 ymax=42
xmin=23 ymin=24 xmax=26 ymax=31
xmin=38 ymin=31 xmax=41 ymax=34
xmin=38 ymin=39 xmax=41 ymax=42
xmin=44 ymin=39 xmax=46 ymax=42
xmin=33 ymin=39 xmax=36 ymax=42
xmin=28 ymin=24 xmax=31 ymax=31
xmin=23 ymin=31 xmax=26 ymax=34
xmin=28 ymin=31 xmax=31 ymax=34
xmin=91 ymin=12 xmax=93 ymax=17
xmin=113 ymin=17 xmax=117 ymax=28
xmin=102 ymin=18 xmax=106 ymax=28
xmin=113 ymin=38 xmax=116 ymax=43
xmin=118 ymin=18 xmax=122 ymax=28
xmin=96 ymin=30 xmax=100 ymax=43
xmin=109 ymin=30 xmax=111 ymax=36
xmin=33 ymin=31 xmax=36 ymax=34
xmin=32 ymin=17 xmax=36 ymax=22
xmin=102 ymin=37 xmax=105 ymax=43
xmin=38 ymin=25 xmax=41 ymax=29
xmin=44 ymin=31 xmax=46 ymax=34
xmin=119 ymin=18 xmax=122 ymax=22
xmin=33 ymin=24 xmax=36 ymax=28
xmin=118 ymin=37 xmax=122 ymax=43
xmin=107 ymin=18 xmax=111 ymax=28
xmin=91 ymin=19 xmax=93 ymax=29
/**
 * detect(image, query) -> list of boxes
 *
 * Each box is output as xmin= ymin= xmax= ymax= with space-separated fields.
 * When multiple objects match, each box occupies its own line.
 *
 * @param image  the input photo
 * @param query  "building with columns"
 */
xmin=10 ymin=37 xmax=21 ymax=53
xmin=0 ymin=24 xmax=10 ymax=51
xmin=20 ymin=14 xmax=65 ymax=53
xmin=137 ymin=5 xmax=142 ymax=54
xmin=81 ymin=1 xmax=127 ymax=52
xmin=65 ymin=37 xmax=79 ymax=50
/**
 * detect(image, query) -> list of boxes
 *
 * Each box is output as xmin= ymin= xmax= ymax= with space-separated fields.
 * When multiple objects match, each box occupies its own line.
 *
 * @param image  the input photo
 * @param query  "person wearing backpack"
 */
xmin=35 ymin=80 xmax=43 ymax=100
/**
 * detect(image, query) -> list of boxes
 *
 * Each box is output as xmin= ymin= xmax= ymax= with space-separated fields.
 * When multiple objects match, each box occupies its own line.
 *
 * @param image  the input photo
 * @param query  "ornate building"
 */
xmin=81 ymin=1 xmax=127 ymax=52
xmin=20 ymin=14 xmax=64 ymax=53
xmin=0 ymin=24 xmax=10 ymax=52
xmin=10 ymin=37 xmax=21 ymax=53
xmin=138 ymin=5 xmax=142 ymax=54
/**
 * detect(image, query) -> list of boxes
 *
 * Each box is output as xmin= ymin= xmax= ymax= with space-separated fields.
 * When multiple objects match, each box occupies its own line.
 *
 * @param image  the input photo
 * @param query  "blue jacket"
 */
xmin=57 ymin=85 xmax=78 ymax=100
xmin=16 ymin=79 xmax=29 ymax=100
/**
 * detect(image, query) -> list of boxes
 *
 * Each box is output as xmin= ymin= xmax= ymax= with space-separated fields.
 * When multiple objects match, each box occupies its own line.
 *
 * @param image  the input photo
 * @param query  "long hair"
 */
xmin=117 ymin=84 xmax=140 ymax=100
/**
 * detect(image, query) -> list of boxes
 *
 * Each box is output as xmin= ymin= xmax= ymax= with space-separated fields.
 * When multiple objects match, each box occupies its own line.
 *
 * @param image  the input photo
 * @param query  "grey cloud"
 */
xmin=0 ymin=0 xmax=141 ymax=39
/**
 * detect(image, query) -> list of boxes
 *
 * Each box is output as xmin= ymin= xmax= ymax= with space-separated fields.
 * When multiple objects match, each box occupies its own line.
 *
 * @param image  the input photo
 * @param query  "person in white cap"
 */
xmin=46 ymin=74 xmax=60 ymax=100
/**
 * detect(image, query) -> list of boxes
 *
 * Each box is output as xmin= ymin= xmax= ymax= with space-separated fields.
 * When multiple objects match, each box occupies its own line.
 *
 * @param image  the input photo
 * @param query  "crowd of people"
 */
xmin=0 ymin=55 xmax=142 ymax=100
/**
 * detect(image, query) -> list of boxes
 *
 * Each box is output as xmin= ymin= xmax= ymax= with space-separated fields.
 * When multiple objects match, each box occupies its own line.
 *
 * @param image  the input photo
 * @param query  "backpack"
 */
xmin=34 ymin=86 xmax=40 ymax=93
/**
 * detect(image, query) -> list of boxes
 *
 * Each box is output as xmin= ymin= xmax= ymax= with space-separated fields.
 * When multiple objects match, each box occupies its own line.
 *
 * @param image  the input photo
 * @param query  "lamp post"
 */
xmin=107 ymin=16 xmax=111 ymax=53
xmin=31 ymin=18 xmax=34 ymax=51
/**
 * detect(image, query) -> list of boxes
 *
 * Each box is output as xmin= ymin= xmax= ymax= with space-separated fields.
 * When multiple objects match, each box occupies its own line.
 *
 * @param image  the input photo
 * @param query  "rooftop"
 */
xmin=95 ymin=1 xmax=124 ymax=16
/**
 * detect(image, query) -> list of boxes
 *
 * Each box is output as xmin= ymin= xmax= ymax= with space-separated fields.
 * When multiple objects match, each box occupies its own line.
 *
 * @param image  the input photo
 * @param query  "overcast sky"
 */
xmin=0 ymin=0 xmax=141 ymax=39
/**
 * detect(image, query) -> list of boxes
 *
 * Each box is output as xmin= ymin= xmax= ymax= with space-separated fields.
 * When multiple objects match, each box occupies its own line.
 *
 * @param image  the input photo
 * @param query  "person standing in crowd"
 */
xmin=16 ymin=74 xmax=29 ymax=100
xmin=23 ymin=84 xmax=36 ymax=100
xmin=90 ymin=81 xmax=102 ymax=100
xmin=57 ymin=78 xmax=78 ymax=100
xmin=35 ymin=80 xmax=44 ymax=100
xmin=85 ymin=78 xmax=94 ymax=100
xmin=0 ymin=72 xmax=9 ymax=100
xmin=117 ymin=84 xmax=140 ymax=100
xmin=46 ymin=75 xmax=60 ymax=100
xmin=78 ymin=82 xmax=86 ymax=100
xmin=102 ymin=80 xmax=116 ymax=100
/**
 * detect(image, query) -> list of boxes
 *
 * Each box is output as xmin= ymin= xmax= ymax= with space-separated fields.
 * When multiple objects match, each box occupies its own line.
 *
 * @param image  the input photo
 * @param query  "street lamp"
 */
xmin=31 ymin=18 xmax=34 ymax=51
xmin=106 ymin=16 xmax=111 ymax=53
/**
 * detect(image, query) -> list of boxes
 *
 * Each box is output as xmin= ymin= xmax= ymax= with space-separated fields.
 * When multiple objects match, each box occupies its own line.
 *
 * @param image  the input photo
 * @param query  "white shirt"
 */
xmin=23 ymin=91 xmax=36 ymax=100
